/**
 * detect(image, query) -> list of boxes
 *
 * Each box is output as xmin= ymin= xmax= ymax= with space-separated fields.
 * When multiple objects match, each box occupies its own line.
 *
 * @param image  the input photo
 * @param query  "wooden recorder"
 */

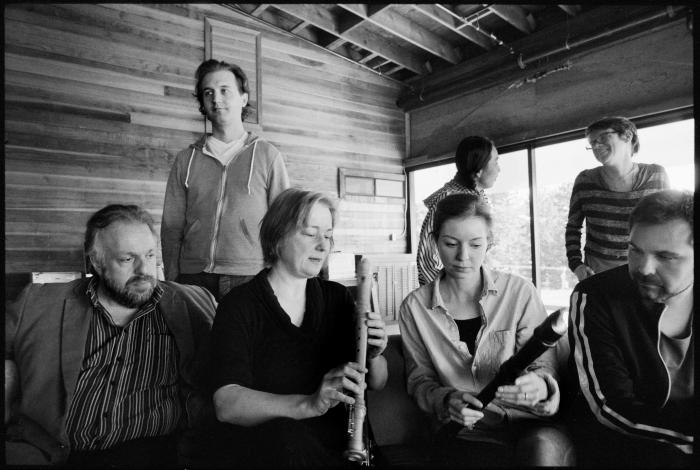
xmin=343 ymin=257 xmax=371 ymax=464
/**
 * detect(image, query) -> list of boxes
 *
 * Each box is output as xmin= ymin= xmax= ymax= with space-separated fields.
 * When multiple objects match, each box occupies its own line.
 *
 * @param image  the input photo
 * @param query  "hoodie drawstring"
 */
xmin=247 ymin=140 xmax=258 ymax=195
xmin=184 ymin=147 xmax=196 ymax=189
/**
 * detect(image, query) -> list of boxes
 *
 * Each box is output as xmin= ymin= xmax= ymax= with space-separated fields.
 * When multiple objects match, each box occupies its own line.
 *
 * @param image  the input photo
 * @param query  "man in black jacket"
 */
xmin=568 ymin=189 xmax=693 ymax=467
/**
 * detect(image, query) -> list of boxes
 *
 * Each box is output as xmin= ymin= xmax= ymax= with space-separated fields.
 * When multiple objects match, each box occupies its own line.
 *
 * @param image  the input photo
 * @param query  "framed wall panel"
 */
xmin=205 ymin=17 xmax=262 ymax=125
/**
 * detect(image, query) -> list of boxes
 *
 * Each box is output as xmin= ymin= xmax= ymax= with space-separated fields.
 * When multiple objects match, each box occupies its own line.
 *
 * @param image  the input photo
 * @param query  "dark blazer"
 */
xmin=5 ymin=278 xmax=217 ymax=464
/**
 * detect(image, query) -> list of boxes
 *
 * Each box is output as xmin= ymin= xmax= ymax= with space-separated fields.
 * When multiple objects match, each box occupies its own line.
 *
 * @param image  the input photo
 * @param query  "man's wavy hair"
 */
xmin=194 ymin=59 xmax=252 ymax=120
xmin=84 ymin=204 xmax=157 ymax=275
xmin=630 ymin=189 xmax=694 ymax=242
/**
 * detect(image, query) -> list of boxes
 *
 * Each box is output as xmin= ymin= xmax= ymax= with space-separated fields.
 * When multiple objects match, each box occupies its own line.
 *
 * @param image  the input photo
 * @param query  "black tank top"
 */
xmin=454 ymin=317 xmax=481 ymax=355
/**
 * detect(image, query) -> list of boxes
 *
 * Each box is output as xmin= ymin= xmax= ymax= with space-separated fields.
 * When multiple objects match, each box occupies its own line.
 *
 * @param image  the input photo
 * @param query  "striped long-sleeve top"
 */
xmin=565 ymin=163 xmax=669 ymax=273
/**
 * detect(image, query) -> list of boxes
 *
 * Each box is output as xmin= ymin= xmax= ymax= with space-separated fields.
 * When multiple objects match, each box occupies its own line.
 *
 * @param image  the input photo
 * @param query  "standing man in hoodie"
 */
xmin=162 ymin=59 xmax=290 ymax=300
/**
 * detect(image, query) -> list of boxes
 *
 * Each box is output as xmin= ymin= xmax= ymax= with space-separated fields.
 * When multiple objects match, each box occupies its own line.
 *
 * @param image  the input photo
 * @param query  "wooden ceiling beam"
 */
xmin=558 ymin=5 xmax=582 ymax=17
xmin=290 ymin=20 xmax=309 ymax=34
xmin=489 ymin=5 xmax=535 ymax=34
xmin=250 ymin=4 xmax=269 ymax=16
xmin=398 ymin=4 xmax=686 ymax=110
xmin=385 ymin=64 xmax=404 ymax=76
xmin=338 ymin=4 xmax=461 ymax=64
xmin=412 ymin=4 xmax=495 ymax=51
xmin=326 ymin=37 xmax=347 ymax=50
xmin=359 ymin=52 xmax=378 ymax=64
xmin=273 ymin=3 xmax=425 ymax=73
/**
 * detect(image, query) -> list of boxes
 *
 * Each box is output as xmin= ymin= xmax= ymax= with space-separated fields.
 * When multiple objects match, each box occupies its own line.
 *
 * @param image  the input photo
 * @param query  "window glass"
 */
xmin=411 ymin=164 xmax=455 ymax=236
xmin=636 ymin=119 xmax=694 ymax=190
xmin=487 ymin=150 xmax=532 ymax=281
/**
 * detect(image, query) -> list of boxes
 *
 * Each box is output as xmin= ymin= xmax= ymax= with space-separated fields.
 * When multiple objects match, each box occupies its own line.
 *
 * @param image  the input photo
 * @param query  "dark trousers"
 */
xmin=176 ymin=272 xmax=254 ymax=301
xmin=432 ymin=421 xmax=574 ymax=467
xmin=214 ymin=417 xmax=355 ymax=469
xmin=573 ymin=425 xmax=692 ymax=468
xmin=66 ymin=434 xmax=177 ymax=468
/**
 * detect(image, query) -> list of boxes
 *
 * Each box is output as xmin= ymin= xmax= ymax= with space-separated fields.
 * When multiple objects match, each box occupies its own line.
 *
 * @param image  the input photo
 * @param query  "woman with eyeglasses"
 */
xmin=566 ymin=116 xmax=669 ymax=281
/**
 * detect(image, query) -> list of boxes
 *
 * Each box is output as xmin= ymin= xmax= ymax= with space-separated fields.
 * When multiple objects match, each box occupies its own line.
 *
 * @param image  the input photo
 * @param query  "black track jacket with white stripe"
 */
xmin=568 ymin=265 xmax=693 ymax=455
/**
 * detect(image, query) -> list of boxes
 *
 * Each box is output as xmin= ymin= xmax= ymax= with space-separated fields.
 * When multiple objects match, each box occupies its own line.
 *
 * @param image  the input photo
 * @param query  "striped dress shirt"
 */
xmin=64 ymin=278 xmax=182 ymax=451
xmin=565 ymin=163 xmax=669 ymax=273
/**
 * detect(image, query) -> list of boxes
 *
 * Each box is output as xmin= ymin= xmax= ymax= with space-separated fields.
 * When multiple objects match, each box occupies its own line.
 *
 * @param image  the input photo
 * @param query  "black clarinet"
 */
xmin=445 ymin=308 xmax=567 ymax=437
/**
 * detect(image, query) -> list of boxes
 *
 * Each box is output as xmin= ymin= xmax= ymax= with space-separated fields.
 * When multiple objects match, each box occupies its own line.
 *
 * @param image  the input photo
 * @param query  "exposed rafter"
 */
xmin=558 ymin=5 xmax=582 ymax=16
xmin=250 ymin=4 xmax=269 ymax=16
xmin=489 ymin=5 xmax=535 ymax=34
xmin=411 ymin=4 xmax=495 ymax=51
xmin=271 ymin=3 xmax=426 ymax=73
xmin=227 ymin=4 xmax=668 ymax=87
xmin=290 ymin=20 xmax=309 ymax=34
xmin=337 ymin=4 xmax=461 ymax=64
xmin=358 ymin=52 xmax=378 ymax=64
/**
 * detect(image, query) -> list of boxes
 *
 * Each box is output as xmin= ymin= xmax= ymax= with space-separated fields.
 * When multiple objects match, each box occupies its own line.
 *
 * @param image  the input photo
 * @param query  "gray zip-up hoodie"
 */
xmin=161 ymin=133 xmax=289 ymax=279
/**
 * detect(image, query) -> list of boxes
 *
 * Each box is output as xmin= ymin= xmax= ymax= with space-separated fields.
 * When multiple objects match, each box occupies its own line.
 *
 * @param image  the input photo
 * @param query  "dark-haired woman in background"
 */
xmin=417 ymin=136 xmax=500 ymax=286
xmin=210 ymin=188 xmax=387 ymax=467
xmin=401 ymin=193 xmax=573 ymax=467
xmin=566 ymin=116 xmax=669 ymax=281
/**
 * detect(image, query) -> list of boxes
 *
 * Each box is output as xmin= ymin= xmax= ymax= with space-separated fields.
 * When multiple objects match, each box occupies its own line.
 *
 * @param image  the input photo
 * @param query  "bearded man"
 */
xmin=5 ymin=204 xmax=217 ymax=466
xmin=568 ymin=189 xmax=694 ymax=467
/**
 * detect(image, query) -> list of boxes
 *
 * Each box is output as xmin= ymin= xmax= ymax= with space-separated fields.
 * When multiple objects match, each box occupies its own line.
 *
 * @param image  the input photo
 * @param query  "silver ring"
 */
xmin=524 ymin=392 xmax=528 ymax=400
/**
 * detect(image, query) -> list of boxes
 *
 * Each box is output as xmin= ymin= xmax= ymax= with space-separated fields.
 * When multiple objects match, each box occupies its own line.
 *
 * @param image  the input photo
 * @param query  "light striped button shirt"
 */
xmin=64 ymin=278 xmax=182 ymax=451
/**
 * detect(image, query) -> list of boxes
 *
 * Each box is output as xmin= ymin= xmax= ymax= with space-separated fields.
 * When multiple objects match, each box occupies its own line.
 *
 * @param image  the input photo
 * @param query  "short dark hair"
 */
xmin=630 ymin=189 xmax=693 ymax=240
xmin=194 ymin=59 xmax=252 ymax=120
xmin=454 ymin=136 xmax=496 ymax=189
xmin=259 ymin=188 xmax=337 ymax=266
xmin=585 ymin=116 xmax=640 ymax=154
xmin=432 ymin=193 xmax=493 ymax=247
xmin=84 ymin=204 xmax=157 ymax=274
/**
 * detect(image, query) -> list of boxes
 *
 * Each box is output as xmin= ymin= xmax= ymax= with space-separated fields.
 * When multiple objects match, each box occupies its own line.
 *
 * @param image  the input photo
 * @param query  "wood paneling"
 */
xmin=4 ymin=3 xmax=406 ymax=275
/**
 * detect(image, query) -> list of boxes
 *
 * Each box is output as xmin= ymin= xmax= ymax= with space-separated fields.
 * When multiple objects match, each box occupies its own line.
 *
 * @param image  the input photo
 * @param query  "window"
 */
xmin=409 ymin=116 xmax=694 ymax=313
xmin=339 ymin=168 xmax=405 ymax=198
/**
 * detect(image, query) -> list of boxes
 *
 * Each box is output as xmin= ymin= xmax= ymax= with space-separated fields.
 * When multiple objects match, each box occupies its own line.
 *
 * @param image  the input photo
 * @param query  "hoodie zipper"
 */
xmin=205 ymin=136 xmax=256 ymax=272
xmin=207 ymin=166 xmax=228 ymax=272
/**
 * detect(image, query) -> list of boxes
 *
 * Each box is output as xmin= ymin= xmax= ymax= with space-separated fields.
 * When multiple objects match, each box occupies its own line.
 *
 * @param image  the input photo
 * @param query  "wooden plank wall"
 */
xmin=4 ymin=3 xmax=406 ymax=284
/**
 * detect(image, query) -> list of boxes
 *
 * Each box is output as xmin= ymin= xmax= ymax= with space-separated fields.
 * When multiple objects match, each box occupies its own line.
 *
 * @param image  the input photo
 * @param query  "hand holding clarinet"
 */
xmin=445 ymin=308 xmax=568 ymax=434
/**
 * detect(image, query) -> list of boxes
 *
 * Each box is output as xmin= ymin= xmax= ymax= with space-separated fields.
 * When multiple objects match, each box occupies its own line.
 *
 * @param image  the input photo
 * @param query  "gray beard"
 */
xmin=100 ymin=274 xmax=157 ymax=308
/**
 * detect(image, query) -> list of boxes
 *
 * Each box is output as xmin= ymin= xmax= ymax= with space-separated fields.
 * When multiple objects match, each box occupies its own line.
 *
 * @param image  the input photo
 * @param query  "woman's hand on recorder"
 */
xmin=306 ymin=362 xmax=366 ymax=417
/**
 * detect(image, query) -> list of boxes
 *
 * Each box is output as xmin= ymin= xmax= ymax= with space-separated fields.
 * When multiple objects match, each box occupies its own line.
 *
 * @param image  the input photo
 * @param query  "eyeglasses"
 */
xmin=585 ymin=131 xmax=619 ymax=151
